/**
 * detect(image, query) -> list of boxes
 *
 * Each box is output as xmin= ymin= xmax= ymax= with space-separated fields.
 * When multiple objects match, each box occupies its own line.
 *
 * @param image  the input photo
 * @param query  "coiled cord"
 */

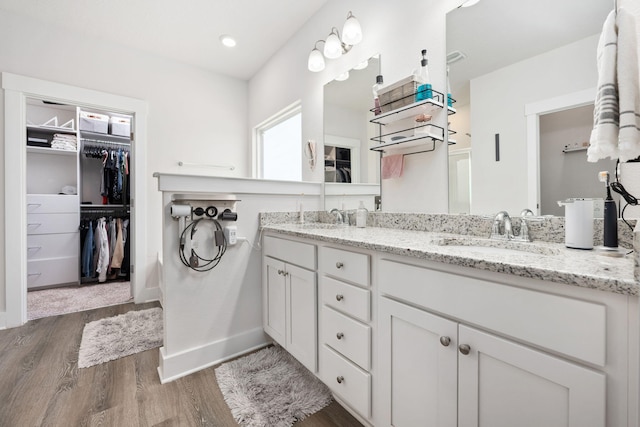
xmin=179 ymin=218 xmax=227 ymax=272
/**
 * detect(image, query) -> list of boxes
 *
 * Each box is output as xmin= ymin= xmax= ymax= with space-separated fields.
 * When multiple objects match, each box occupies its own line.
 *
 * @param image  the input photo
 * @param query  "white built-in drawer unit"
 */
xmin=321 ymin=345 xmax=371 ymax=418
xmin=28 ymin=256 xmax=79 ymax=288
xmin=27 ymin=194 xmax=79 ymax=213
xmin=379 ymin=259 xmax=607 ymax=367
xmin=263 ymin=235 xmax=315 ymax=270
xmin=322 ymin=276 xmax=370 ymax=322
xmin=322 ymin=306 xmax=371 ymax=370
xmin=26 ymin=194 xmax=79 ymax=289
xmin=319 ymin=246 xmax=369 ymax=286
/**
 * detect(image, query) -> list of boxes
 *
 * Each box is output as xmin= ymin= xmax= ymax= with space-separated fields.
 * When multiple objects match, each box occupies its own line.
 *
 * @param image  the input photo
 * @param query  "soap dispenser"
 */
xmin=415 ymin=49 xmax=432 ymax=101
xmin=356 ymin=201 xmax=368 ymax=228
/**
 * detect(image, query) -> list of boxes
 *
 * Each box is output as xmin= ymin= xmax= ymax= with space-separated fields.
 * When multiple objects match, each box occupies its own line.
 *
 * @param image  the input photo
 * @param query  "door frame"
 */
xmin=524 ymin=88 xmax=595 ymax=214
xmin=2 ymin=72 xmax=149 ymax=328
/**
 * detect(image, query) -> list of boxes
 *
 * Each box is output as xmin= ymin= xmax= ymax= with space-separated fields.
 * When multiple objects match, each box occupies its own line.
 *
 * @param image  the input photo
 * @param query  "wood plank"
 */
xmin=0 ymin=302 xmax=362 ymax=426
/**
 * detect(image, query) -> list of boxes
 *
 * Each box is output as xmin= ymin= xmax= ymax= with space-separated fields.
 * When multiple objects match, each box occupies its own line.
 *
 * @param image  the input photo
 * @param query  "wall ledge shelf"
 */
xmin=370 ymin=134 xmax=442 ymax=153
xmin=371 ymin=97 xmax=445 ymax=125
xmin=27 ymin=146 xmax=77 ymax=156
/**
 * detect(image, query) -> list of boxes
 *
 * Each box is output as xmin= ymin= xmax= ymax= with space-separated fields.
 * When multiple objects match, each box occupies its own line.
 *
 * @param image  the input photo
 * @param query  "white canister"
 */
xmin=557 ymin=198 xmax=594 ymax=249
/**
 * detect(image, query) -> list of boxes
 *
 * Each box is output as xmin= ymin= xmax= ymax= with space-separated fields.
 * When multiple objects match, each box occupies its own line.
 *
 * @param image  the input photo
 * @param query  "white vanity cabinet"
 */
xmin=376 ymin=257 xmax=629 ymax=427
xmin=318 ymin=246 xmax=373 ymax=419
xmin=262 ymin=235 xmax=317 ymax=372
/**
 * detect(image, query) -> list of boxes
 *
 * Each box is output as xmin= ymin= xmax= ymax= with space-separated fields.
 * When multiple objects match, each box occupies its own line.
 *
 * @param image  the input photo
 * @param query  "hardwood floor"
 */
xmin=0 ymin=302 xmax=363 ymax=427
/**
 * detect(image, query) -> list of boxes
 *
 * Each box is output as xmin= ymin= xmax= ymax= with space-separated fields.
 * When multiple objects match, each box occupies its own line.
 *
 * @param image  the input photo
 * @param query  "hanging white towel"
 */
xmin=616 ymin=8 xmax=640 ymax=162
xmin=587 ymin=10 xmax=619 ymax=162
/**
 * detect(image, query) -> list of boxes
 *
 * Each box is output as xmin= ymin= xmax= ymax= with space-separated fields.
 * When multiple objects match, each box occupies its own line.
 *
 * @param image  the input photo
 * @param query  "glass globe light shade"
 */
xmin=323 ymin=31 xmax=343 ymax=59
xmin=308 ymin=48 xmax=325 ymax=72
xmin=342 ymin=12 xmax=362 ymax=45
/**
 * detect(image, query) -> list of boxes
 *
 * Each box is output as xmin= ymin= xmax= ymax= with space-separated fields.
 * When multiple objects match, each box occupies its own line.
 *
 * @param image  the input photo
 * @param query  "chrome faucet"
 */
xmin=329 ymin=208 xmax=344 ymax=225
xmin=514 ymin=209 xmax=535 ymax=242
xmin=490 ymin=211 xmax=514 ymax=240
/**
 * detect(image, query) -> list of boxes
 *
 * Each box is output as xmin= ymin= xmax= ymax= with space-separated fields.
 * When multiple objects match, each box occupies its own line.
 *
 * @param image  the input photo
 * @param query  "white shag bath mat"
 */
xmin=215 ymin=345 xmax=332 ymax=427
xmin=78 ymin=307 xmax=163 ymax=368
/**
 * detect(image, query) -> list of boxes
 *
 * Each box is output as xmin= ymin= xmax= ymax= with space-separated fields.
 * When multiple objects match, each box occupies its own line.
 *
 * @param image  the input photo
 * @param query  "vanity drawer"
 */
xmin=321 ymin=345 xmax=371 ymax=418
xmin=379 ymin=259 xmax=606 ymax=367
xmin=27 ymin=213 xmax=79 ymax=235
xmin=27 ymin=233 xmax=79 ymax=259
xmin=27 ymin=194 xmax=79 ymax=213
xmin=322 ymin=276 xmax=370 ymax=322
xmin=27 ymin=256 xmax=79 ymax=289
xmin=322 ymin=306 xmax=370 ymax=370
xmin=263 ymin=235 xmax=316 ymax=270
xmin=319 ymin=246 xmax=369 ymax=286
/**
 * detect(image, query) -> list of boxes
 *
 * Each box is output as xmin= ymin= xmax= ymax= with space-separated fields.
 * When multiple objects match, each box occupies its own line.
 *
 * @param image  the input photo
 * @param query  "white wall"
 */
xmin=249 ymin=0 xmax=459 ymax=214
xmin=0 ymin=10 xmax=248 ymax=314
xmin=470 ymin=35 xmax=599 ymax=215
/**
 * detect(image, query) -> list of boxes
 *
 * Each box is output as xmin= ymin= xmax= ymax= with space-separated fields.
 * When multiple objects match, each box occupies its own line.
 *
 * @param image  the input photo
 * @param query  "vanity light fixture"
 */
xmin=219 ymin=34 xmax=237 ymax=47
xmin=307 ymin=11 xmax=363 ymax=72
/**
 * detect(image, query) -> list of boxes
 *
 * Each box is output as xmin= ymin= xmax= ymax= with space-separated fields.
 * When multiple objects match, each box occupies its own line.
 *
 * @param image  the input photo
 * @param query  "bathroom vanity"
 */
xmin=261 ymin=217 xmax=639 ymax=427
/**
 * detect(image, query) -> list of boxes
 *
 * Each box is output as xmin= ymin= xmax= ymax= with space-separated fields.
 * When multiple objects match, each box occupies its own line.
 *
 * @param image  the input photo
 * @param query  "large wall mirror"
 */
xmin=323 ymin=55 xmax=381 ymax=211
xmin=446 ymin=0 xmax=613 ymax=216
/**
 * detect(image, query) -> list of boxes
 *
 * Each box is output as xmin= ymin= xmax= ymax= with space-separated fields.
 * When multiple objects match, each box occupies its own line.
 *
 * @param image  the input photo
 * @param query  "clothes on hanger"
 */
xmin=79 ymin=214 xmax=130 ymax=283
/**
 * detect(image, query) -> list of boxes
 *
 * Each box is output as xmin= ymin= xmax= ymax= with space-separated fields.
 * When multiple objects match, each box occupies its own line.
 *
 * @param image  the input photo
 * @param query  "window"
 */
xmin=255 ymin=102 xmax=302 ymax=181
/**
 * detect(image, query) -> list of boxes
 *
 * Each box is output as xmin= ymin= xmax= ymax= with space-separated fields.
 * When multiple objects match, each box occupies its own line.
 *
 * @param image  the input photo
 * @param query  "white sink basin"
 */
xmin=435 ymin=237 xmax=561 ymax=256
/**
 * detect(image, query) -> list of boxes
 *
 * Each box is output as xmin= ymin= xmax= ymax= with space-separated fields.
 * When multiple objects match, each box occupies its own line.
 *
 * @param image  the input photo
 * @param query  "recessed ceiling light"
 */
xmin=219 ymin=35 xmax=237 ymax=48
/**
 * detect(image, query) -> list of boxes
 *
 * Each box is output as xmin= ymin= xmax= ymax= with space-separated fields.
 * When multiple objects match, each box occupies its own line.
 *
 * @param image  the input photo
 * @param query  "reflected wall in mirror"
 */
xmin=446 ymin=0 xmax=613 ymax=215
xmin=324 ymin=55 xmax=381 ymax=211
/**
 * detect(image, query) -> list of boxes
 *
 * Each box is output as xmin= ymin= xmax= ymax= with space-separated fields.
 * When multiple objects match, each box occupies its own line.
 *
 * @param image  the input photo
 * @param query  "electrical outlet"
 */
xmin=224 ymin=225 xmax=237 ymax=245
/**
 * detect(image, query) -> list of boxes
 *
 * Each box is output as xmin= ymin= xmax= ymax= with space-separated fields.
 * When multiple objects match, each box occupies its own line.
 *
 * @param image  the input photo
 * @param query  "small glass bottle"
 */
xmin=415 ymin=49 xmax=432 ymax=102
xmin=372 ymin=75 xmax=384 ymax=115
xmin=356 ymin=201 xmax=368 ymax=228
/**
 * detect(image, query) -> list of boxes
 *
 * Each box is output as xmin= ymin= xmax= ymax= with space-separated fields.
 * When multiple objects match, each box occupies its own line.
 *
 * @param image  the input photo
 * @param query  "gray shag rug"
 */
xmin=28 ymin=281 xmax=132 ymax=320
xmin=215 ymin=345 xmax=332 ymax=427
xmin=78 ymin=307 xmax=163 ymax=368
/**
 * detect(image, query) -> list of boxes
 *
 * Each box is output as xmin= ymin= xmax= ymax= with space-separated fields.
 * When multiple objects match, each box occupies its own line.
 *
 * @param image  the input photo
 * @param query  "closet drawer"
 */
xmin=322 ymin=276 xmax=370 ymax=322
xmin=27 ymin=194 xmax=79 ymax=213
xmin=319 ymin=247 xmax=369 ymax=287
xmin=27 ymin=233 xmax=79 ymax=260
xmin=27 ymin=213 xmax=78 ymax=235
xmin=321 ymin=345 xmax=371 ymax=418
xmin=27 ymin=256 xmax=79 ymax=289
xmin=322 ymin=306 xmax=370 ymax=370
xmin=263 ymin=235 xmax=316 ymax=270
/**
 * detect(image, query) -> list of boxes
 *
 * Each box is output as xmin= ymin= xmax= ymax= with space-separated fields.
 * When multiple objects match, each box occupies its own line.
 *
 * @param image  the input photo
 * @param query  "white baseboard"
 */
xmin=157 ymin=326 xmax=269 ymax=383
xmin=135 ymin=285 xmax=160 ymax=304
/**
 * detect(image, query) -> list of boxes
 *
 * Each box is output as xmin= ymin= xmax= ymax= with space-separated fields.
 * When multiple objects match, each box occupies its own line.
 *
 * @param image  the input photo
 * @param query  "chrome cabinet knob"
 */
xmin=336 ymin=332 xmax=344 ymax=340
xmin=459 ymin=344 xmax=471 ymax=355
xmin=336 ymin=262 xmax=344 ymax=269
xmin=336 ymin=376 xmax=345 ymax=384
xmin=335 ymin=294 xmax=344 ymax=301
xmin=440 ymin=336 xmax=451 ymax=347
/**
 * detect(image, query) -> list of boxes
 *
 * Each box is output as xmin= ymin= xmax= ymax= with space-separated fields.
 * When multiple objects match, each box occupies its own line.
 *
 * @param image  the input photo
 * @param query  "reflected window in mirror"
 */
xmin=256 ymin=102 xmax=302 ymax=181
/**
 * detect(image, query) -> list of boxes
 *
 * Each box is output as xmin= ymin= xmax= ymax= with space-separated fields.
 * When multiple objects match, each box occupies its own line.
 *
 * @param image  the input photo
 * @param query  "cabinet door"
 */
xmin=378 ymin=297 xmax=458 ymax=427
xmin=262 ymin=256 xmax=286 ymax=347
xmin=458 ymin=325 xmax=606 ymax=427
xmin=287 ymin=263 xmax=317 ymax=372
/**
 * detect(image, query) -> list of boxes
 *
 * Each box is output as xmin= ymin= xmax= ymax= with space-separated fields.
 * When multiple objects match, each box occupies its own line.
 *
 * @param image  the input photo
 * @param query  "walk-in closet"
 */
xmin=26 ymin=98 xmax=134 ymax=318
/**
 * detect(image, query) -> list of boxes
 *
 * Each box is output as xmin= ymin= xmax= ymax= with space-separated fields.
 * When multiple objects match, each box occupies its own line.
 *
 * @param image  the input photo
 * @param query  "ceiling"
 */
xmin=446 ymin=0 xmax=612 ymax=105
xmin=0 ymin=0 xmax=329 ymax=80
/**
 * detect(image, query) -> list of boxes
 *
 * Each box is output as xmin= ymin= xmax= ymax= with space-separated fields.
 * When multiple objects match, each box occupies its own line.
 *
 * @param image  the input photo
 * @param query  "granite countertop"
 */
xmin=261 ymin=222 xmax=638 ymax=296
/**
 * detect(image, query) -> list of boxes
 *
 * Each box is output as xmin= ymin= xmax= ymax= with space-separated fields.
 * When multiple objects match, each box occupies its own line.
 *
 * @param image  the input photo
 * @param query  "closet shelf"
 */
xmin=27 ymin=124 xmax=76 ymax=135
xmin=27 ymin=146 xmax=77 ymax=156
xmin=80 ymin=130 xmax=131 ymax=144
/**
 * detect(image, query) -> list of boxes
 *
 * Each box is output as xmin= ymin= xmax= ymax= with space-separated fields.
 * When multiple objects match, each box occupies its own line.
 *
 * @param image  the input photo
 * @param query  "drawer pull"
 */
xmin=440 ymin=336 xmax=451 ymax=347
xmin=27 ymin=246 xmax=42 ymax=251
xmin=336 ymin=375 xmax=345 ymax=384
xmin=27 ymin=223 xmax=42 ymax=227
xmin=28 ymin=272 xmax=42 ymax=277
xmin=335 ymin=294 xmax=344 ymax=301
xmin=336 ymin=332 xmax=344 ymax=340
xmin=459 ymin=344 xmax=471 ymax=355
xmin=336 ymin=262 xmax=344 ymax=269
